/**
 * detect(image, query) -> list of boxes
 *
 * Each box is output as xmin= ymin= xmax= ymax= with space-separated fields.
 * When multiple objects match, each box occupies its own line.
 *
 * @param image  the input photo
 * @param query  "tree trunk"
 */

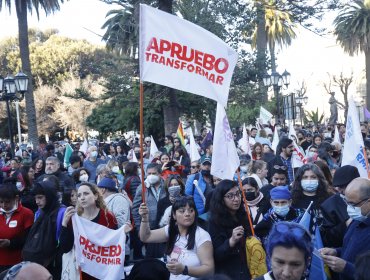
xmin=255 ymin=1 xmax=268 ymax=102
xmin=366 ymin=50 xmax=370 ymax=111
xmin=16 ymin=2 xmax=39 ymax=147
xmin=158 ymin=0 xmax=180 ymax=135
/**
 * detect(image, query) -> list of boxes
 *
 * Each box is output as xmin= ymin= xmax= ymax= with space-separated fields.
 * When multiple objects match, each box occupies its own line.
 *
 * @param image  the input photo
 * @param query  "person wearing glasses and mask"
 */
xmin=255 ymin=221 xmax=313 ymax=280
xmin=321 ymin=178 xmax=370 ymax=280
xmin=208 ymin=180 xmax=252 ymax=280
xmin=189 ymin=161 xmax=200 ymax=175
xmin=139 ymin=196 xmax=214 ymax=279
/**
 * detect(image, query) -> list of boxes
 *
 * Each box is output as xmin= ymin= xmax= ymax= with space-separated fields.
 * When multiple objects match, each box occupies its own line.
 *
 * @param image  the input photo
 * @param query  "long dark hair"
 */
xmin=209 ymin=180 xmax=249 ymax=231
xmin=291 ymin=163 xmax=332 ymax=207
xmin=166 ymin=196 xmax=198 ymax=255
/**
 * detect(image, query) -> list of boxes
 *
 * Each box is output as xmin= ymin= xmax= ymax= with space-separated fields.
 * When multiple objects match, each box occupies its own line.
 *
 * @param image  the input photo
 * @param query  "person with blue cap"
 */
xmin=255 ymin=186 xmax=304 ymax=240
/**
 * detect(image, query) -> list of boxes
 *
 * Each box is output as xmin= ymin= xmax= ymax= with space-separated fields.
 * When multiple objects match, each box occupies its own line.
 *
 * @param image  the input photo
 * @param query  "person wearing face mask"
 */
xmin=83 ymin=146 xmax=106 ymax=183
xmin=242 ymin=177 xmax=270 ymax=227
xmin=320 ymin=165 xmax=360 ymax=248
xmin=132 ymin=163 xmax=167 ymax=258
xmin=0 ymin=184 xmax=34 ymax=273
xmin=255 ymin=186 xmax=304 ymax=240
xmin=321 ymin=178 xmax=370 ymax=280
xmin=292 ymin=164 xmax=332 ymax=220
xmin=185 ymin=157 xmax=213 ymax=215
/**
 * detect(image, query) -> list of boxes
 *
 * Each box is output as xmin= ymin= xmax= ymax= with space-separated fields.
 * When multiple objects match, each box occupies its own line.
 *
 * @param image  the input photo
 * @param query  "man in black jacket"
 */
xmin=320 ymin=165 xmax=360 ymax=247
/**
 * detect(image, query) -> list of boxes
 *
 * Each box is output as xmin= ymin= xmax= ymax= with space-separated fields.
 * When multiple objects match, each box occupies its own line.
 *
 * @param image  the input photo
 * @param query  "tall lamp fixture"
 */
xmin=0 ymin=72 xmax=29 ymax=157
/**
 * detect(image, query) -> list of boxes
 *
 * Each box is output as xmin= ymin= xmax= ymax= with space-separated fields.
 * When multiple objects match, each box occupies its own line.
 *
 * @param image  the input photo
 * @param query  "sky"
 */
xmin=0 ymin=1 xmax=364 ymax=122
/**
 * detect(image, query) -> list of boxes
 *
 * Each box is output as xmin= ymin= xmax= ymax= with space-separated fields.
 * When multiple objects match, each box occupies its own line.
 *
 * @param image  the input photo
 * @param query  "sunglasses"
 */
xmin=190 ymin=165 xmax=198 ymax=169
xmin=273 ymin=165 xmax=287 ymax=170
xmin=5 ymin=261 xmax=32 ymax=279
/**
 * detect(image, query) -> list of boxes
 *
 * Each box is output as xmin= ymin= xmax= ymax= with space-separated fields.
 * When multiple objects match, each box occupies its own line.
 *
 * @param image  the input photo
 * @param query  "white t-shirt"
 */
xmin=164 ymin=225 xmax=211 ymax=280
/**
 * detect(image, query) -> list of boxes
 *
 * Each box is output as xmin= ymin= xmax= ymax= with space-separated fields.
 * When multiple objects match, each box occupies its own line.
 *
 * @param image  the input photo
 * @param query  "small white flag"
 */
xmin=238 ymin=123 xmax=252 ymax=156
xmin=79 ymin=139 xmax=89 ymax=155
xmin=259 ymin=106 xmax=273 ymax=124
xmin=271 ymin=127 xmax=279 ymax=153
xmin=189 ymin=128 xmax=201 ymax=162
xmin=288 ymin=121 xmax=297 ymax=142
xmin=149 ymin=135 xmax=159 ymax=160
xmin=211 ymin=103 xmax=240 ymax=180
xmin=333 ymin=125 xmax=341 ymax=144
xmin=342 ymin=99 xmax=369 ymax=178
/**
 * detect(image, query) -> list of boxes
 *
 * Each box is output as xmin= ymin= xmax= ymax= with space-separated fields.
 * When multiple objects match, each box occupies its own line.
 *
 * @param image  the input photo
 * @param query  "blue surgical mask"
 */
xmin=301 ymin=179 xmax=319 ymax=192
xmin=90 ymin=151 xmax=98 ymax=158
xmin=273 ymin=205 xmax=290 ymax=217
xmin=347 ymin=205 xmax=367 ymax=222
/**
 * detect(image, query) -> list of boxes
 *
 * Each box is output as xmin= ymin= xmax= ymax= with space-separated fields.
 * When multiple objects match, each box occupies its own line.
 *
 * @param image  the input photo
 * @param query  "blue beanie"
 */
xmin=97 ymin=177 xmax=118 ymax=192
xmin=270 ymin=186 xmax=291 ymax=200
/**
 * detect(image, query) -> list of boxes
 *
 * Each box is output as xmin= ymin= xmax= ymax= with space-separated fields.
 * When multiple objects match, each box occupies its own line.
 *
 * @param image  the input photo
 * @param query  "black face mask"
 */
xmin=245 ymin=191 xmax=257 ymax=201
xmin=332 ymin=151 xmax=340 ymax=158
xmin=201 ymin=170 xmax=211 ymax=176
xmin=298 ymin=137 xmax=304 ymax=141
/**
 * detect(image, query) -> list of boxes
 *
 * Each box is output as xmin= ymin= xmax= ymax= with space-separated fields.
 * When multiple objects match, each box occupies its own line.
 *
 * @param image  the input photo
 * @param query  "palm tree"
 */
xmin=0 ymin=0 xmax=66 ymax=147
xmin=334 ymin=0 xmax=370 ymax=108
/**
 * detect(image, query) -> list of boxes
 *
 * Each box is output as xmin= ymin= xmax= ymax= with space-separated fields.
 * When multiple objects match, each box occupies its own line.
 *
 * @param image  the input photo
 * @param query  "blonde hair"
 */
xmin=77 ymin=182 xmax=107 ymax=216
xmin=248 ymin=160 xmax=266 ymax=174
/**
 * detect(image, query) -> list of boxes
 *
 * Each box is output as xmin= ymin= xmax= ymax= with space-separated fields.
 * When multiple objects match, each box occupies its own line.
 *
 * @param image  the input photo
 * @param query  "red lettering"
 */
xmin=209 ymin=73 xmax=215 ymax=83
xmin=214 ymin=58 xmax=229 ymax=74
xmin=216 ymin=75 xmax=224 ymax=85
xmin=171 ymin=42 xmax=182 ymax=59
xmin=80 ymin=236 xmax=87 ymax=246
xmin=101 ymin=247 xmax=109 ymax=257
xmin=187 ymin=64 xmax=195 ymax=72
xmin=194 ymin=50 xmax=203 ymax=66
xmin=180 ymin=61 xmax=187 ymax=70
xmin=116 ymin=245 xmax=122 ymax=256
xmin=174 ymin=60 xmax=181 ymax=69
xmin=102 ymin=258 xmax=107 ymax=264
xmin=203 ymin=54 xmax=215 ymax=71
xmin=146 ymin=37 xmax=159 ymax=52
xmin=159 ymin=39 xmax=171 ymax=54
xmin=195 ymin=66 xmax=202 ymax=75
xmin=181 ymin=46 xmax=194 ymax=62
xmin=117 ymin=258 xmax=121 ymax=265
xmin=159 ymin=56 xmax=165 ymax=65
xmin=151 ymin=54 xmax=159 ymax=63
xmin=145 ymin=52 xmax=151 ymax=61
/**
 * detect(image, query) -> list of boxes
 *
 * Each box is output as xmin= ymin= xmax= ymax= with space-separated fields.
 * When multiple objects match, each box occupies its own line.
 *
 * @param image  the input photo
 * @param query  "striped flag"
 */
xmin=176 ymin=122 xmax=186 ymax=146
xmin=63 ymin=143 xmax=74 ymax=168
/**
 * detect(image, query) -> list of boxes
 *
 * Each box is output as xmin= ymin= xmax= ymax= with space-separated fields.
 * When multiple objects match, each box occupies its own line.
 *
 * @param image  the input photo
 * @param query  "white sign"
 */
xmin=139 ymin=4 xmax=238 ymax=107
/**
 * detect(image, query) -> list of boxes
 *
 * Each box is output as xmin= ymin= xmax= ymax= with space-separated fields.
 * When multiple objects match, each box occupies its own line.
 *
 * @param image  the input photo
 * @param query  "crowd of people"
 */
xmin=0 ymin=123 xmax=370 ymax=280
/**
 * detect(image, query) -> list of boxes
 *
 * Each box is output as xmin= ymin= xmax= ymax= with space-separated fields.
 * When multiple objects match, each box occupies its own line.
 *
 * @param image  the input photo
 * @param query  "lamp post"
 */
xmin=263 ymin=70 xmax=291 ymax=124
xmin=0 ymin=72 xmax=29 ymax=157
xmin=295 ymin=94 xmax=308 ymax=125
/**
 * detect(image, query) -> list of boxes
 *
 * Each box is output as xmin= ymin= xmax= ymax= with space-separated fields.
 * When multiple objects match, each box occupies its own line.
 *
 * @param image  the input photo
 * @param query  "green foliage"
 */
xmin=304 ymin=108 xmax=325 ymax=126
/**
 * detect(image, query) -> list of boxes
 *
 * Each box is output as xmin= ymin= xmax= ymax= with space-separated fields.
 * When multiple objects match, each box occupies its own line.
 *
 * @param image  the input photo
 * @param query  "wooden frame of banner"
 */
xmin=139 ymin=82 xmax=146 ymax=203
xmin=236 ymin=170 xmax=255 ymax=236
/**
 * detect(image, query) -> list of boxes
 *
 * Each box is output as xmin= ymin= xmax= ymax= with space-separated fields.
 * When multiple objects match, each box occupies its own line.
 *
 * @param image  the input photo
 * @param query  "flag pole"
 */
xmin=139 ymin=82 xmax=146 ymax=203
xmin=237 ymin=170 xmax=255 ymax=236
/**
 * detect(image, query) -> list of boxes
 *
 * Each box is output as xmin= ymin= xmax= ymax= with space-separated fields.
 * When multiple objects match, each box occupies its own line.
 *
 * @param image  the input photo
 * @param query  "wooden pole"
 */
xmin=236 ymin=170 xmax=255 ymax=236
xmin=139 ymin=82 xmax=146 ymax=203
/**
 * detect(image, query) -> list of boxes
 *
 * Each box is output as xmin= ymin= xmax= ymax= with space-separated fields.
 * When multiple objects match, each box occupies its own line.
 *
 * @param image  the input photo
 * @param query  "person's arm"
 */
xmin=187 ymin=241 xmax=214 ymax=277
xmin=132 ymin=186 xmax=143 ymax=231
xmin=111 ymin=196 xmax=130 ymax=227
xmin=185 ymin=175 xmax=195 ymax=196
xmin=138 ymin=203 xmax=167 ymax=243
xmin=59 ymin=206 xmax=76 ymax=253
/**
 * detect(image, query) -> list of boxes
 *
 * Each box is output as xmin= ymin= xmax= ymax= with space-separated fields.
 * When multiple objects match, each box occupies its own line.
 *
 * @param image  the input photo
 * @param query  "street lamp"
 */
xmin=0 ymin=71 xmax=29 ymax=157
xmin=295 ymin=94 xmax=308 ymax=125
xmin=263 ymin=70 xmax=291 ymax=124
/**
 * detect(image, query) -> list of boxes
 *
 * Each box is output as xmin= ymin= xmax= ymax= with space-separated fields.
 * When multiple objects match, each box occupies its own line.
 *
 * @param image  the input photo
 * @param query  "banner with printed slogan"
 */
xmin=72 ymin=215 xmax=126 ymax=280
xmin=342 ymin=99 xmax=369 ymax=178
xmin=139 ymin=4 xmax=238 ymax=107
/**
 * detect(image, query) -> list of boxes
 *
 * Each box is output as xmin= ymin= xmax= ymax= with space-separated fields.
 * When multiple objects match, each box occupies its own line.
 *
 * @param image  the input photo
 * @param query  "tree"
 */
xmin=334 ymin=0 xmax=370 ymax=108
xmin=304 ymin=108 xmax=325 ymax=126
xmin=0 ymin=0 xmax=68 ymax=147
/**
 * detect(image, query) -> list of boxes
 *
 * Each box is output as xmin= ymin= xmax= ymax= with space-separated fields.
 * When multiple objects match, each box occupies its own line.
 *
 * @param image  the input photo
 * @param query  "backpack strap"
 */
xmin=191 ymin=173 xmax=200 ymax=196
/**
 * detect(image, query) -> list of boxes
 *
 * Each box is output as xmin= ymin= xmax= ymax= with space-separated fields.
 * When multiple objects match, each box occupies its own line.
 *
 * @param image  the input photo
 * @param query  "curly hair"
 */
xmin=251 ymin=142 xmax=263 ymax=159
xmin=209 ymin=180 xmax=250 ymax=232
xmin=77 ymin=182 xmax=107 ymax=216
xmin=291 ymin=163 xmax=331 ymax=207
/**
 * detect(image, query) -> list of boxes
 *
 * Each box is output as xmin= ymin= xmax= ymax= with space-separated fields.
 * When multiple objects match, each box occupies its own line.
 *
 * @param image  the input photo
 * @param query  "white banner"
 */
xmin=189 ymin=127 xmax=201 ymax=162
xmin=333 ymin=125 xmax=341 ymax=144
xmin=259 ymin=106 xmax=273 ymax=124
xmin=72 ymin=215 xmax=126 ymax=280
xmin=342 ymin=99 xmax=368 ymax=178
xmin=149 ymin=135 xmax=159 ymax=160
xmin=139 ymin=4 xmax=238 ymax=107
xmin=238 ymin=123 xmax=252 ymax=156
xmin=271 ymin=127 xmax=279 ymax=153
xmin=211 ymin=103 xmax=240 ymax=180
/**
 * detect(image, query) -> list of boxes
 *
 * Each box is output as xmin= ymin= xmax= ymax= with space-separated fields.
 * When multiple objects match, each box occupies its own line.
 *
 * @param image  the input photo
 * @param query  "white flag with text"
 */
xmin=139 ymin=4 xmax=237 ymax=107
xmin=211 ymin=103 xmax=240 ymax=180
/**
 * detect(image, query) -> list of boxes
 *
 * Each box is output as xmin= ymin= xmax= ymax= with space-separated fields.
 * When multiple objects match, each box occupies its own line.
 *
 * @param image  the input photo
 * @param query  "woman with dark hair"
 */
xmin=61 ymin=189 xmax=77 ymax=207
xmin=208 ymin=180 xmax=252 ymax=279
xmin=122 ymin=162 xmax=141 ymax=201
xmin=255 ymin=221 xmax=313 ymax=280
xmin=18 ymin=166 xmax=37 ymax=212
xmin=139 ymin=197 xmax=214 ymax=279
xmin=173 ymin=137 xmax=183 ymax=149
xmin=32 ymin=158 xmax=45 ymax=180
xmin=0 ymin=184 xmax=34 ymax=273
xmin=173 ymin=146 xmax=191 ymax=176
xmin=314 ymin=160 xmax=334 ymax=191
xmin=71 ymin=167 xmax=90 ymax=187
xmin=241 ymin=177 xmax=270 ymax=227
xmin=291 ymin=163 xmax=332 ymax=214
xmin=160 ymin=153 xmax=184 ymax=180
xmin=313 ymin=134 xmax=323 ymax=146
xmin=317 ymin=142 xmax=338 ymax=171
xmin=251 ymin=143 xmax=264 ymax=160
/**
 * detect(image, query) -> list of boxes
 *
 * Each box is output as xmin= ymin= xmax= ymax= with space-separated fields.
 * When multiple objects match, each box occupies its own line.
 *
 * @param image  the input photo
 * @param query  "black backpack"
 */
xmin=22 ymin=208 xmax=59 ymax=266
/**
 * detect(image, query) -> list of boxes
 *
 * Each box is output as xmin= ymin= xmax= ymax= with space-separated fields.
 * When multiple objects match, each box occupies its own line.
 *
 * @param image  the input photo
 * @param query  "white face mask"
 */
xmin=147 ymin=174 xmax=160 ymax=185
xmin=16 ymin=182 xmax=24 ymax=191
xmin=301 ymin=179 xmax=319 ymax=192
xmin=79 ymin=174 xmax=89 ymax=182
xmin=0 ymin=201 xmax=18 ymax=214
xmin=112 ymin=166 xmax=120 ymax=173
xmin=90 ymin=151 xmax=98 ymax=158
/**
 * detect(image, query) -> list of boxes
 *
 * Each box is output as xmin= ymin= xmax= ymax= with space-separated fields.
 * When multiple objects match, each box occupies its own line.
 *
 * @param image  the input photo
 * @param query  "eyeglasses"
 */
xmin=275 ymin=222 xmax=311 ymax=240
xmin=174 ymin=141 xmax=180 ymax=143
xmin=224 ymin=191 xmax=241 ymax=200
xmin=5 ymin=261 xmax=31 ymax=279
xmin=190 ymin=165 xmax=198 ymax=169
xmin=344 ymin=197 xmax=370 ymax=208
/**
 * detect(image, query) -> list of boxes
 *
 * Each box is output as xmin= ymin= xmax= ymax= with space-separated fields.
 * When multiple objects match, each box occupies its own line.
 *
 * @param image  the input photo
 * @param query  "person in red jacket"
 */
xmin=0 ymin=183 xmax=34 ymax=273
xmin=59 ymin=182 xmax=118 ymax=280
